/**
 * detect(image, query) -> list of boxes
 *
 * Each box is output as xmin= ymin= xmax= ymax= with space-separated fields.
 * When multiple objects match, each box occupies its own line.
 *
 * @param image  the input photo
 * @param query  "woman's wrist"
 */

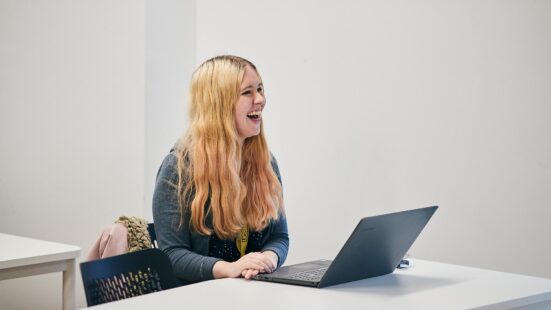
xmin=212 ymin=260 xmax=231 ymax=279
xmin=262 ymin=250 xmax=279 ymax=268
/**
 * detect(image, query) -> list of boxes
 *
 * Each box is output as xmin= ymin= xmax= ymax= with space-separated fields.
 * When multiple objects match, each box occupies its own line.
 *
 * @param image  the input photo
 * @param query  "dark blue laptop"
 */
xmin=253 ymin=206 xmax=438 ymax=288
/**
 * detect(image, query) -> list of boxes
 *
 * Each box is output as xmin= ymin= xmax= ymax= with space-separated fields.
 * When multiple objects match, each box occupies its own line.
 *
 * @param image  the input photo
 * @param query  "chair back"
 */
xmin=147 ymin=223 xmax=158 ymax=248
xmin=80 ymin=248 xmax=177 ymax=306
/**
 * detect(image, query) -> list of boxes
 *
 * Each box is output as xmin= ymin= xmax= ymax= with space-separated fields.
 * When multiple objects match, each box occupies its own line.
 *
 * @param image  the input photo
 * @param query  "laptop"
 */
xmin=253 ymin=205 xmax=438 ymax=288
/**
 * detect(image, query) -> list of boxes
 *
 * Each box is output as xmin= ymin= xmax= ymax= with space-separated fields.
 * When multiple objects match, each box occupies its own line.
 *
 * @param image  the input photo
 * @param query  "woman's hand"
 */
xmin=213 ymin=252 xmax=276 ymax=279
xmin=241 ymin=251 xmax=279 ymax=279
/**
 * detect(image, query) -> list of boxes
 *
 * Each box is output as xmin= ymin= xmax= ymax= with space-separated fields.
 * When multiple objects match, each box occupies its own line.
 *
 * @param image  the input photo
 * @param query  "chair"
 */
xmin=147 ymin=223 xmax=158 ymax=248
xmin=80 ymin=248 xmax=177 ymax=306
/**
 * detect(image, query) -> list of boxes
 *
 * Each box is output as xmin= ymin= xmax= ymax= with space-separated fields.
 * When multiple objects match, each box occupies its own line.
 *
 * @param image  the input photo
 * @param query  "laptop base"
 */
xmin=254 ymin=259 xmax=331 ymax=287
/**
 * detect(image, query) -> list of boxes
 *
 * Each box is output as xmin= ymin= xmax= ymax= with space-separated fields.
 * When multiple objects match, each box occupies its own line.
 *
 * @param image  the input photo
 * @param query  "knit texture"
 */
xmin=115 ymin=216 xmax=152 ymax=252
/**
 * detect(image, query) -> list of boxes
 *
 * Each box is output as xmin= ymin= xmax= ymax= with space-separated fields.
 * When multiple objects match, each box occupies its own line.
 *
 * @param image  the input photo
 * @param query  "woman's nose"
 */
xmin=254 ymin=91 xmax=265 ymax=105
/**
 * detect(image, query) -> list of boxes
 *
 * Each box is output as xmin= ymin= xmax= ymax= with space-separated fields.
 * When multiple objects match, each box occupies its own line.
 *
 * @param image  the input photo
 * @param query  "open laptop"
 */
xmin=253 ymin=205 xmax=438 ymax=288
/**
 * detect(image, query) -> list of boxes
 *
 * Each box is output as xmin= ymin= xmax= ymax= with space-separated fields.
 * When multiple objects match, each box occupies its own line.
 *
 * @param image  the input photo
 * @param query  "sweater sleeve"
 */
xmin=261 ymin=154 xmax=290 ymax=268
xmin=152 ymin=153 xmax=221 ymax=283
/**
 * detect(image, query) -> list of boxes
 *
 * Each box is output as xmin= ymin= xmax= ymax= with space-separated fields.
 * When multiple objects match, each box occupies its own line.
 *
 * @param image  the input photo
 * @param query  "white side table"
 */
xmin=0 ymin=233 xmax=80 ymax=310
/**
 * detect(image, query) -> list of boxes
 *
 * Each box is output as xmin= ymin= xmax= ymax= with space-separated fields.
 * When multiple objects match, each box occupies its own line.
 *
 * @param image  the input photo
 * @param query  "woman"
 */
xmin=153 ymin=55 xmax=288 ymax=285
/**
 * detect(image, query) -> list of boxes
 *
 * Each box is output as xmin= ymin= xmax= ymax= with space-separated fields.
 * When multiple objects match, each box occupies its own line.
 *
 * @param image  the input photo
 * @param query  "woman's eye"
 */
xmin=257 ymin=87 xmax=264 ymax=93
xmin=241 ymin=90 xmax=252 ymax=95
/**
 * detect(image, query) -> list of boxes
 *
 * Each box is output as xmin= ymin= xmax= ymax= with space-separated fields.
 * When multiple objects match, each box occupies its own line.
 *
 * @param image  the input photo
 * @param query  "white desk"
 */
xmin=84 ymin=259 xmax=551 ymax=310
xmin=0 ymin=233 xmax=80 ymax=310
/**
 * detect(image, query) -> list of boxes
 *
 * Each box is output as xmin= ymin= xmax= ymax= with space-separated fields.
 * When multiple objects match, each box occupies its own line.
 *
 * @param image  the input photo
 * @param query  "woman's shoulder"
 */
xmin=269 ymin=152 xmax=282 ymax=183
xmin=269 ymin=151 xmax=280 ymax=166
xmin=156 ymin=150 xmax=180 ymax=182
xmin=269 ymin=152 xmax=278 ymax=166
xmin=162 ymin=150 xmax=179 ymax=169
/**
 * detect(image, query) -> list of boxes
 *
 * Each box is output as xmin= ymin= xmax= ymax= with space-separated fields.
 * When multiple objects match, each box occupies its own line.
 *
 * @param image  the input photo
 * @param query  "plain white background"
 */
xmin=1 ymin=1 xmax=146 ymax=309
xmin=1 ymin=1 xmax=550 ymax=309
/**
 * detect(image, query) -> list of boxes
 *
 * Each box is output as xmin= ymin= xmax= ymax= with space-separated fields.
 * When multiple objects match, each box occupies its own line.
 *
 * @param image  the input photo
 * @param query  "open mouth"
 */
xmin=247 ymin=110 xmax=261 ymax=120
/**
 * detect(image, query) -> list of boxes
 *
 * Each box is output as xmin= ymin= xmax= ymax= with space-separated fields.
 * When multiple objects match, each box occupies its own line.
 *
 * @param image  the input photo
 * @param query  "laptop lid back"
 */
xmin=317 ymin=206 xmax=438 ymax=288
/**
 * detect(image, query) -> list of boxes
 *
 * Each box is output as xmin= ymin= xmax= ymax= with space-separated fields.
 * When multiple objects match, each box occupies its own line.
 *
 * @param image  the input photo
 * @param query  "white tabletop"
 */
xmin=85 ymin=259 xmax=551 ymax=309
xmin=0 ymin=233 xmax=80 ymax=269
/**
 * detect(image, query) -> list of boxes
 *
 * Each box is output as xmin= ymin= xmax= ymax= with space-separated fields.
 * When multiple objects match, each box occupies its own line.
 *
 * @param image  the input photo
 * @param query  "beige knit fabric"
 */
xmin=115 ymin=216 xmax=152 ymax=252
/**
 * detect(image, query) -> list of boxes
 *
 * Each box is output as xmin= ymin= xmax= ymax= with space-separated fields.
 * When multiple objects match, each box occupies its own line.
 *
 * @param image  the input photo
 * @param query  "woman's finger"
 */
xmin=240 ymin=256 xmax=269 ymax=271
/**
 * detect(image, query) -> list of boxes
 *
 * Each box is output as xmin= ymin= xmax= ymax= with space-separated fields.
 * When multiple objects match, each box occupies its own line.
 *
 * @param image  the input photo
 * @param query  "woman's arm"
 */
xmin=260 ymin=155 xmax=289 ymax=268
xmin=261 ymin=216 xmax=289 ymax=268
xmin=152 ymin=153 xmax=221 ymax=283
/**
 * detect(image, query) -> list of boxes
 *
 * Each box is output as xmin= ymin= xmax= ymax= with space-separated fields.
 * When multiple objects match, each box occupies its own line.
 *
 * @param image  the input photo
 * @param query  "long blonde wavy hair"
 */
xmin=177 ymin=55 xmax=284 ymax=239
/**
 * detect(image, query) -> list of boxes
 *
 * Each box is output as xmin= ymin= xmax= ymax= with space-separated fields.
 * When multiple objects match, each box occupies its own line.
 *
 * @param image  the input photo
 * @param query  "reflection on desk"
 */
xmin=84 ymin=259 xmax=551 ymax=310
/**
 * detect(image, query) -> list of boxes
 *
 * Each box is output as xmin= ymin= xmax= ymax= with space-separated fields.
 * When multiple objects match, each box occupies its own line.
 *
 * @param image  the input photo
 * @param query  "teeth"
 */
xmin=247 ymin=110 xmax=261 ymax=117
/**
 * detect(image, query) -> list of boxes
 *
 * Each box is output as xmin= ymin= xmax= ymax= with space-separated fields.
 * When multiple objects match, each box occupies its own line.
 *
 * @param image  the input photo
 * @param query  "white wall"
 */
xmin=0 ymin=1 xmax=145 ymax=309
xmin=145 ymin=0 xmax=196 ymax=221
xmin=195 ymin=0 xmax=551 ymax=278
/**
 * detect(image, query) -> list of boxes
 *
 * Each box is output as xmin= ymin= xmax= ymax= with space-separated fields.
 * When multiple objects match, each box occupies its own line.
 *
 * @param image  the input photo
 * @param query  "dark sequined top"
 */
xmin=209 ymin=230 xmax=266 ymax=262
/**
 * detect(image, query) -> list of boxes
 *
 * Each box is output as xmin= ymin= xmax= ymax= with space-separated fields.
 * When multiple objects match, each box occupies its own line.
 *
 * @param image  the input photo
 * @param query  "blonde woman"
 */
xmin=153 ymin=55 xmax=288 ymax=285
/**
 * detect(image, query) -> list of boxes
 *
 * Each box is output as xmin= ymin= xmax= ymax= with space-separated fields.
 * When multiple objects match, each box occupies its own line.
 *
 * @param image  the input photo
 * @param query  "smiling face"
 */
xmin=235 ymin=65 xmax=266 ymax=143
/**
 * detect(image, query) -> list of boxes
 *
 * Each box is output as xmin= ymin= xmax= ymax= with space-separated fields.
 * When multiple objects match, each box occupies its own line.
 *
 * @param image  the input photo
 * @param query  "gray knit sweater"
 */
xmin=152 ymin=151 xmax=289 ymax=285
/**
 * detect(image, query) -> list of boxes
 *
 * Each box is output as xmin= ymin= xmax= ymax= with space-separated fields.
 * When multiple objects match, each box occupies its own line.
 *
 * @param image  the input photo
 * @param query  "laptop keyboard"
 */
xmin=287 ymin=267 xmax=328 ymax=281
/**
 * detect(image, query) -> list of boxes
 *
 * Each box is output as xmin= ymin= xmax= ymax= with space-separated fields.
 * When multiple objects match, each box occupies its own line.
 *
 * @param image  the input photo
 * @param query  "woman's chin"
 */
xmin=242 ymin=131 xmax=260 ymax=141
